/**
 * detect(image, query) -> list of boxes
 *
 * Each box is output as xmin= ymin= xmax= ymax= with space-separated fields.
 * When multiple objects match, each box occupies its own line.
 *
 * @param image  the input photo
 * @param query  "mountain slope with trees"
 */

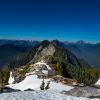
xmin=64 ymin=41 xmax=100 ymax=69
xmin=0 ymin=40 xmax=100 ymax=87
xmin=7 ymin=40 xmax=100 ymax=85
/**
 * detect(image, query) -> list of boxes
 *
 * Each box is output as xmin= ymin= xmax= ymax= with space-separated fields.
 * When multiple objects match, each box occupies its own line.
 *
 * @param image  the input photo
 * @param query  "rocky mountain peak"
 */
xmin=76 ymin=40 xmax=86 ymax=45
xmin=40 ymin=40 xmax=50 ymax=47
xmin=41 ymin=43 xmax=56 ymax=56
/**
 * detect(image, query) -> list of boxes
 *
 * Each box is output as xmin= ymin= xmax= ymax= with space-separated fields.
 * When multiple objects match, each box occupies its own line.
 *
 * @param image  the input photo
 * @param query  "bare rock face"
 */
xmin=0 ymin=87 xmax=20 ymax=93
xmin=61 ymin=86 xmax=100 ymax=98
xmin=12 ymin=68 xmax=26 ymax=83
xmin=41 ymin=44 xmax=56 ymax=56
xmin=28 ymin=61 xmax=55 ymax=78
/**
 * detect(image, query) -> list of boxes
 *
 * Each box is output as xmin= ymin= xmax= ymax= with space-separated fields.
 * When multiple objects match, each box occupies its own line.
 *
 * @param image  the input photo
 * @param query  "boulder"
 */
xmin=0 ymin=87 xmax=20 ymax=93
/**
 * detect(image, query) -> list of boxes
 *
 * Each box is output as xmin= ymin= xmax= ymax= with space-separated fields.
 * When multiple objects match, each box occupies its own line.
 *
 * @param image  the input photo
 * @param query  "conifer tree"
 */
xmin=40 ymin=78 xmax=45 ymax=90
xmin=45 ymin=81 xmax=50 ymax=90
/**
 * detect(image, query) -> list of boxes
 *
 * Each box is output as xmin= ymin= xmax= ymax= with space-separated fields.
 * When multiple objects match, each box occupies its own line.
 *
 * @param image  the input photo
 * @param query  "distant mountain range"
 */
xmin=0 ymin=39 xmax=39 ymax=69
xmin=0 ymin=39 xmax=39 ymax=46
xmin=63 ymin=40 xmax=100 ymax=69
xmin=0 ymin=39 xmax=100 ymax=69
xmin=50 ymin=40 xmax=100 ymax=69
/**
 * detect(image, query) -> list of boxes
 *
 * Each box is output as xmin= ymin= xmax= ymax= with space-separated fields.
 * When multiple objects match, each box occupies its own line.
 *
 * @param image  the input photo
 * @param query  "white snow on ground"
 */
xmin=7 ymin=74 xmax=73 ymax=92
xmin=0 ymin=91 xmax=99 ymax=100
xmin=32 ymin=61 xmax=54 ymax=76
xmin=35 ymin=61 xmax=52 ymax=70
xmin=25 ymin=71 xmax=35 ymax=76
xmin=6 ymin=68 xmax=100 ymax=100
xmin=95 ymin=79 xmax=100 ymax=85
xmin=8 ymin=72 xmax=14 ymax=84
xmin=7 ymin=62 xmax=71 ymax=92
xmin=6 ymin=72 xmax=100 ymax=100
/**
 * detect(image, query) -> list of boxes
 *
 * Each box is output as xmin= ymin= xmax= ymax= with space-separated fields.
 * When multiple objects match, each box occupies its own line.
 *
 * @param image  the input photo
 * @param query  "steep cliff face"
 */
xmin=30 ymin=40 xmax=90 ymax=68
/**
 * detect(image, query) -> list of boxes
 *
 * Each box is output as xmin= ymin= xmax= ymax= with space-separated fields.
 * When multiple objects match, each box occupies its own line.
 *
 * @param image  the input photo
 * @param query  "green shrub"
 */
xmin=66 ymin=65 xmax=100 ymax=85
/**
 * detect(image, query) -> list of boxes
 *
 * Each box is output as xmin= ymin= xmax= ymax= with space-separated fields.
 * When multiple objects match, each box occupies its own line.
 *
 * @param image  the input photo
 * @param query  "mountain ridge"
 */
xmin=0 ymin=39 xmax=100 ymax=69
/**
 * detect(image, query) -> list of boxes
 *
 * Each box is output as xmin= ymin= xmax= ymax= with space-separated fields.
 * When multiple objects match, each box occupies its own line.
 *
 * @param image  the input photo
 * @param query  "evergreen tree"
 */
xmin=40 ymin=79 xmax=45 ymax=90
xmin=45 ymin=81 xmax=50 ymax=90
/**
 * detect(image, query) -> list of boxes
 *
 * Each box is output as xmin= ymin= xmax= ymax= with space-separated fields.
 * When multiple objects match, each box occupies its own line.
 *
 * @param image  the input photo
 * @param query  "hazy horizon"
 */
xmin=0 ymin=38 xmax=100 ymax=44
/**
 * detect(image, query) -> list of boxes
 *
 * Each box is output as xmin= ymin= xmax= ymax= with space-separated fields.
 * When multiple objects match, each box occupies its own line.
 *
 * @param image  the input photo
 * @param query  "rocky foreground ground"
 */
xmin=0 ymin=90 xmax=100 ymax=100
xmin=0 ymin=86 xmax=100 ymax=100
xmin=61 ymin=86 xmax=100 ymax=99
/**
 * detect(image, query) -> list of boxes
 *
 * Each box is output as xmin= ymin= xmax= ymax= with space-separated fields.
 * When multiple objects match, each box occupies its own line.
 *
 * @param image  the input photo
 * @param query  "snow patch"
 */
xmin=8 ymin=72 xmax=14 ymax=84
xmin=35 ymin=61 xmax=52 ymax=71
xmin=33 ymin=61 xmax=54 ymax=76
xmin=95 ymin=79 xmax=100 ymax=85
xmin=7 ymin=73 xmax=73 ymax=92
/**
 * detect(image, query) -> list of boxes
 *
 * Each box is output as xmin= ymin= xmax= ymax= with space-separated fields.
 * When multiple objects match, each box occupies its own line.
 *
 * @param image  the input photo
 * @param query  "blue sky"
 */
xmin=0 ymin=0 xmax=100 ymax=42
